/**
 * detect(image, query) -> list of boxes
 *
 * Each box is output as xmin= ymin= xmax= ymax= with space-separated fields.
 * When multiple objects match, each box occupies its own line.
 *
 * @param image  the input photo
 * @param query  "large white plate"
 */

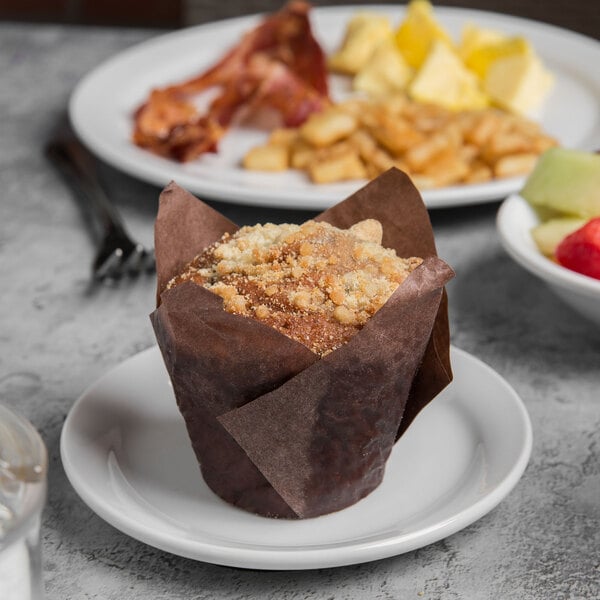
xmin=69 ymin=6 xmax=600 ymax=211
xmin=60 ymin=345 xmax=532 ymax=570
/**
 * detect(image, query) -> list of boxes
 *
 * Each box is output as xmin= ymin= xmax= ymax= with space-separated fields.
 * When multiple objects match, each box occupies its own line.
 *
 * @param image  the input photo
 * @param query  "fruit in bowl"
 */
xmin=555 ymin=218 xmax=600 ymax=280
xmin=521 ymin=147 xmax=600 ymax=280
xmin=497 ymin=148 xmax=600 ymax=325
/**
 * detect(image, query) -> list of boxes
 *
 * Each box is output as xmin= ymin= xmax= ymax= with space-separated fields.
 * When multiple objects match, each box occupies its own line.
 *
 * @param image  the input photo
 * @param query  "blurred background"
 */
xmin=1 ymin=0 xmax=598 ymax=38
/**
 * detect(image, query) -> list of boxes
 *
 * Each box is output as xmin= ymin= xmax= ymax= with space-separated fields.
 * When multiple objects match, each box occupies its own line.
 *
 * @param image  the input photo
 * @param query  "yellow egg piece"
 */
xmin=328 ymin=13 xmax=393 ymax=75
xmin=484 ymin=51 xmax=554 ymax=114
xmin=409 ymin=40 xmax=489 ymax=110
xmin=465 ymin=36 xmax=531 ymax=79
xmin=459 ymin=23 xmax=507 ymax=63
xmin=394 ymin=0 xmax=453 ymax=69
xmin=353 ymin=37 xmax=413 ymax=96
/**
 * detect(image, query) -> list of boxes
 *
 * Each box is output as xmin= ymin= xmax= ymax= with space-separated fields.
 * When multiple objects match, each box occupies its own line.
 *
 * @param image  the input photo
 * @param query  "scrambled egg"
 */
xmin=329 ymin=0 xmax=554 ymax=116
xmin=409 ymin=41 xmax=488 ymax=110
xmin=484 ymin=50 xmax=554 ymax=114
xmin=394 ymin=0 xmax=453 ymax=69
xmin=353 ymin=38 xmax=413 ymax=96
xmin=328 ymin=13 xmax=393 ymax=75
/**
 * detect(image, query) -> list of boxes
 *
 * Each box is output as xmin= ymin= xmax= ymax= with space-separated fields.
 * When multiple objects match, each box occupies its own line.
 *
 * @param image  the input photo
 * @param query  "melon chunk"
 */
xmin=521 ymin=148 xmax=600 ymax=219
xmin=531 ymin=218 xmax=586 ymax=256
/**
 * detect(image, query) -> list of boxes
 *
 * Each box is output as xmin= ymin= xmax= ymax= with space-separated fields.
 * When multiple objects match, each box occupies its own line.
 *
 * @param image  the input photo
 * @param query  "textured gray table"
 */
xmin=1 ymin=21 xmax=599 ymax=600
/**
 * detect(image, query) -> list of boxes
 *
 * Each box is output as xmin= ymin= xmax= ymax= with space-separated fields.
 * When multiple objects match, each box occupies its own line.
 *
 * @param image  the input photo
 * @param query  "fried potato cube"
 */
xmin=289 ymin=138 xmax=315 ymax=169
xmin=411 ymin=112 xmax=450 ymax=133
xmin=367 ymin=146 xmax=396 ymax=175
xmin=268 ymin=128 xmax=298 ymax=146
xmin=481 ymin=131 xmax=531 ymax=163
xmin=308 ymin=151 xmax=367 ymax=184
xmin=464 ymin=110 xmax=503 ymax=146
xmin=493 ymin=153 xmax=538 ymax=178
xmin=243 ymin=144 xmax=289 ymax=171
xmin=366 ymin=114 xmax=425 ymax=155
xmin=348 ymin=128 xmax=378 ymax=159
xmin=366 ymin=154 xmax=394 ymax=177
xmin=462 ymin=159 xmax=493 ymax=184
xmin=504 ymin=114 xmax=542 ymax=137
xmin=529 ymin=134 xmax=558 ymax=154
xmin=300 ymin=109 xmax=358 ymax=148
xmin=336 ymin=98 xmax=371 ymax=118
xmin=240 ymin=83 xmax=555 ymax=190
xmin=458 ymin=143 xmax=479 ymax=164
xmin=348 ymin=129 xmax=397 ymax=175
xmin=403 ymin=131 xmax=453 ymax=171
xmin=378 ymin=93 xmax=410 ymax=115
xmin=421 ymin=148 xmax=470 ymax=187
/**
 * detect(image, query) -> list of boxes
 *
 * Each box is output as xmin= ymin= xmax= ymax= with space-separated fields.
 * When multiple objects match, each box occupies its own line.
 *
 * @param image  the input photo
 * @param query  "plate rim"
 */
xmin=60 ymin=344 xmax=533 ymax=570
xmin=68 ymin=4 xmax=600 ymax=211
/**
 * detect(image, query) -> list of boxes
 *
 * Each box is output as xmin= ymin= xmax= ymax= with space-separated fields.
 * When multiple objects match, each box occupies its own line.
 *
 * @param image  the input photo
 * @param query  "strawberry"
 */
xmin=555 ymin=217 xmax=600 ymax=280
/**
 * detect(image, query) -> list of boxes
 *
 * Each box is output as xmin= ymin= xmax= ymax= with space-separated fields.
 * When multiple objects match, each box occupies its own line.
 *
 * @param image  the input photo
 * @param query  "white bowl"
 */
xmin=497 ymin=194 xmax=600 ymax=326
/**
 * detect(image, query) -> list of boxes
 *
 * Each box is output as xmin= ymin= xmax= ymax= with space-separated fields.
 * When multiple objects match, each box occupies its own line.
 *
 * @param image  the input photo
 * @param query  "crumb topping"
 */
xmin=167 ymin=219 xmax=422 ymax=356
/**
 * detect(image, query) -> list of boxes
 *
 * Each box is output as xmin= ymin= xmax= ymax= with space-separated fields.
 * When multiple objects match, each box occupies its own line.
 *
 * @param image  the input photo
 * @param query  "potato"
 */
xmin=493 ymin=153 xmax=538 ymax=178
xmin=243 ymin=144 xmax=289 ymax=171
xmin=242 ymin=92 xmax=557 ymax=190
xmin=308 ymin=151 xmax=367 ymax=184
xmin=289 ymin=138 xmax=315 ymax=170
xmin=268 ymin=128 xmax=298 ymax=146
xmin=300 ymin=109 xmax=358 ymax=148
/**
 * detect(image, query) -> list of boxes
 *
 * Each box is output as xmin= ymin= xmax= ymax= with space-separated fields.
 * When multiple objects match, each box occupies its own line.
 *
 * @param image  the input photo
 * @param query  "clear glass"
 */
xmin=0 ymin=404 xmax=47 ymax=600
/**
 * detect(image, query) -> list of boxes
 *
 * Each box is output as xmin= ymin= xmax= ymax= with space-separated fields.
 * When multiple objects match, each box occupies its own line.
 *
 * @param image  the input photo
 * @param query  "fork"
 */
xmin=46 ymin=136 xmax=155 ymax=281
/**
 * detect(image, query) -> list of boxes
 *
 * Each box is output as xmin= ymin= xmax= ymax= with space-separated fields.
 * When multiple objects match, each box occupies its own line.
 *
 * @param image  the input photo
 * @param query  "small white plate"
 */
xmin=497 ymin=194 xmax=600 ymax=325
xmin=69 ymin=6 xmax=600 ymax=210
xmin=60 ymin=345 xmax=532 ymax=570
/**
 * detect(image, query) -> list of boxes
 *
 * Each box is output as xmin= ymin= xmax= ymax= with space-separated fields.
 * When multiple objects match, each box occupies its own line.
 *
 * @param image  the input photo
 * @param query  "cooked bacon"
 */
xmin=173 ymin=0 xmax=328 ymax=97
xmin=243 ymin=55 xmax=329 ymax=127
xmin=133 ymin=1 xmax=329 ymax=162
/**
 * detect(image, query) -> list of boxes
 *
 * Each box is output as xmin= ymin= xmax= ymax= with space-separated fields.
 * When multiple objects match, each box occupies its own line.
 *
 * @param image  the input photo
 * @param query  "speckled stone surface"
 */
xmin=0 ymin=20 xmax=599 ymax=600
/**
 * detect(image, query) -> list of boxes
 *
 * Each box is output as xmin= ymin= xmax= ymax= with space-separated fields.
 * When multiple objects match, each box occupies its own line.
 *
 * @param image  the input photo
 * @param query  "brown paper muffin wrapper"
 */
xmin=150 ymin=168 xmax=454 ymax=519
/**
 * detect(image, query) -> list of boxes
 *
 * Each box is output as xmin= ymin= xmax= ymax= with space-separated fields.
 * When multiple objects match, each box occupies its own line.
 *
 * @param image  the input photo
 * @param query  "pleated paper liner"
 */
xmin=151 ymin=168 xmax=454 ymax=518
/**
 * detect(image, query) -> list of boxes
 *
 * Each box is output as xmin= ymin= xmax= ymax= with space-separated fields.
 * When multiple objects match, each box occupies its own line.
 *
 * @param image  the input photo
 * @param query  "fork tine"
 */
xmin=95 ymin=244 xmax=156 ymax=282
xmin=94 ymin=248 xmax=123 ymax=280
xmin=47 ymin=134 xmax=156 ymax=283
xmin=141 ymin=248 xmax=156 ymax=273
xmin=121 ymin=245 xmax=145 ymax=274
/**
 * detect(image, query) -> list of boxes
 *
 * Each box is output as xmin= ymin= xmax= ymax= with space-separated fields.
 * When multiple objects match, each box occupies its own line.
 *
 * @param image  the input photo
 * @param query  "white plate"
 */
xmin=497 ymin=194 xmax=600 ymax=325
xmin=69 ymin=6 xmax=600 ymax=210
xmin=60 ymin=345 xmax=532 ymax=570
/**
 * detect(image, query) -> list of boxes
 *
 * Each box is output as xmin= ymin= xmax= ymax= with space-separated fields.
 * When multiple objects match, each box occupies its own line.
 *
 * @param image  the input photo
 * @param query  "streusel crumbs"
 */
xmin=167 ymin=219 xmax=422 ymax=356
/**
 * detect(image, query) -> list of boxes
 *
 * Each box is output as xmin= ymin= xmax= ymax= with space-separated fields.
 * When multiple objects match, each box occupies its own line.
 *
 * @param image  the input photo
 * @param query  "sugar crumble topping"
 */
xmin=167 ymin=219 xmax=422 ymax=356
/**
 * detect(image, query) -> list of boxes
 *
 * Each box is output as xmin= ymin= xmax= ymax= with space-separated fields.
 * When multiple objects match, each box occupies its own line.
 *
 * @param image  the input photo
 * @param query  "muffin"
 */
xmin=167 ymin=218 xmax=423 ymax=356
xmin=151 ymin=169 xmax=454 ymax=518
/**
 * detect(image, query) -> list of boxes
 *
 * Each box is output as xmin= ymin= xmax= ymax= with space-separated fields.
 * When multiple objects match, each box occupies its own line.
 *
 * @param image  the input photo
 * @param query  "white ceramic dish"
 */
xmin=69 ymin=6 xmax=600 ymax=211
xmin=60 ymin=345 xmax=532 ymax=570
xmin=497 ymin=194 xmax=600 ymax=325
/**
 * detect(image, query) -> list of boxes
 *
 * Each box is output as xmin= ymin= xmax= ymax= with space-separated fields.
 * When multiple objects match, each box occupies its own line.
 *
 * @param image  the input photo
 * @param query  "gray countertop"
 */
xmin=1 ymin=20 xmax=599 ymax=600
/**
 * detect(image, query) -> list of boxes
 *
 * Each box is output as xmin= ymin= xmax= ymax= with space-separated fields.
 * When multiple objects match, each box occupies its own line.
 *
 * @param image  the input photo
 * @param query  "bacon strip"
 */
xmin=133 ymin=1 xmax=329 ymax=162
